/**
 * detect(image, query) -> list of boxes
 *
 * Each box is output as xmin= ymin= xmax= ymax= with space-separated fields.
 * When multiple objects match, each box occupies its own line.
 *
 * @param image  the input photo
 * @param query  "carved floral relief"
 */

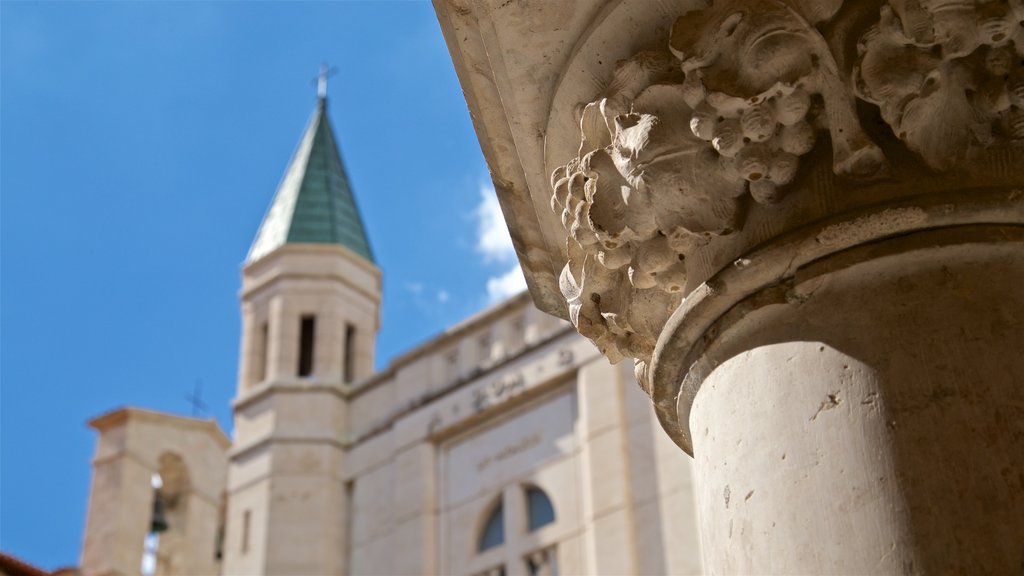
xmin=551 ymin=0 xmax=1024 ymax=367
xmin=855 ymin=0 xmax=1024 ymax=169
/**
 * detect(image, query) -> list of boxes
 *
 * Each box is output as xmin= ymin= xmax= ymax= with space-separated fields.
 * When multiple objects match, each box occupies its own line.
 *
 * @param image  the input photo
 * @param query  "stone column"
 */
xmin=434 ymin=0 xmax=1024 ymax=573
xmin=673 ymin=229 xmax=1024 ymax=574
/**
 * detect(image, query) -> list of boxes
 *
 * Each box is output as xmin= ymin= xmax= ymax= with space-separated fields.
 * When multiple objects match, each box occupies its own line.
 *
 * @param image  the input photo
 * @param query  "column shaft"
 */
xmin=687 ymin=233 xmax=1024 ymax=574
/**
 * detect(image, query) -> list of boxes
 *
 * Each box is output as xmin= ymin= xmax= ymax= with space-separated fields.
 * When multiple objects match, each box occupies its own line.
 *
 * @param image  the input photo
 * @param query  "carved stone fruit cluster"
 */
xmin=682 ymin=78 xmax=817 ymax=204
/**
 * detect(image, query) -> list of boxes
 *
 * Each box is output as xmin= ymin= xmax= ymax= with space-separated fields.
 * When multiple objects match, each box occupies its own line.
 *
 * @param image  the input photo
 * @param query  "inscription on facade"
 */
xmin=472 ymin=373 xmax=526 ymax=412
xmin=427 ymin=345 xmax=578 ymax=436
xmin=476 ymin=433 xmax=543 ymax=472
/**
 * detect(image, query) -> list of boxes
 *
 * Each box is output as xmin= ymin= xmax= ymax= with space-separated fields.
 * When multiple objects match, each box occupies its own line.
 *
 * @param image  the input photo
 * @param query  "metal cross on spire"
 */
xmin=184 ymin=379 xmax=208 ymax=418
xmin=314 ymin=63 xmax=338 ymax=99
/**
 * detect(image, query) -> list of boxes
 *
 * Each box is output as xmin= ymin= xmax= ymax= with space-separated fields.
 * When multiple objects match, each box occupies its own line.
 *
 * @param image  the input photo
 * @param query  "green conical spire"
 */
xmin=247 ymin=97 xmax=374 ymax=264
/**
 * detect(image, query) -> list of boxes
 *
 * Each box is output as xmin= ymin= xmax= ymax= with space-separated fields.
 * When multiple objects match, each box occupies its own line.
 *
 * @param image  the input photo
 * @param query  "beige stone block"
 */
xmin=632 ymin=499 xmax=670 ymax=576
xmin=632 ymin=491 xmax=703 ymax=576
xmin=227 ymin=441 xmax=273 ymax=492
xmin=587 ymin=509 xmax=636 ymax=576
xmin=266 ymin=388 xmax=345 ymax=440
xmin=91 ymin=422 xmax=127 ymax=462
xmin=621 ymin=362 xmax=655 ymax=426
xmin=232 ymin=393 xmax=275 ymax=450
xmin=651 ymin=416 xmax=697 ymax=496
xmin=80 ymin=455 xmax=150 ymax=576
xmin=264 ymin=474 xmax=346 ymax=575
xmin=553 ymin=533 xmax=586 ymax=576
xmin=351 ymin=462 xmax=394 ymax=545
xmin=622 ymin=419 xmax=660 ymax=505
xmin=269 ymin=442 xmax=342 ymax=477
xmin=391 ymin=444 xmax=435 ymax=523
xmin=350 ymin=534 xmax=395 ymax=576
xmin=577 ymin=359 xmax=623 ymax=439
xmin=390 ymin=514 xmax=435 ymax=576
xmin=658 ymin=489 xmax=704 ymax=576
xmin=348 ymin=381 xmax=394 ymax=438
xmin=581 ymin=428 xmax=627 ymax=517
xmin=392 ymin=358 xmax=422 ymax=407
xmin=390 ymin=400 xmax=441 ymax=451
xmin=343 ymin=429 xmax=393 ymax=480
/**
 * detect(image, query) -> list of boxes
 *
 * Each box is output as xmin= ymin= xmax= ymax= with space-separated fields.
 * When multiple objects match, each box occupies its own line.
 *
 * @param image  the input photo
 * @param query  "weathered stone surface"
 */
xmin=550 ymin=0 xmax=1024 ymax=374
xmin=689 ymin=231 xmax=1024 ymax=574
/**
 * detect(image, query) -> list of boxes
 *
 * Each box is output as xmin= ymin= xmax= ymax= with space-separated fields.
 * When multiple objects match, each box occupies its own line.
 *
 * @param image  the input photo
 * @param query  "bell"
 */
xmin=150 ymin=489 xmax=169 ymax=533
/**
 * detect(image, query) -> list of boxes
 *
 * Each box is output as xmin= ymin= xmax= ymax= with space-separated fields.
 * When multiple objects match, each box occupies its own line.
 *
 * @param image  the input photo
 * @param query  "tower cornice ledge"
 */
xmin=435 ymin=0 xmax=1024 ymax=451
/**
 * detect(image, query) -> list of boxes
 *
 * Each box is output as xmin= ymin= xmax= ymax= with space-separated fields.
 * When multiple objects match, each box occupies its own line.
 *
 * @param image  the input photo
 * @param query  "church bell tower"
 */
xmin=222 ymin=74 xmax=381 ymax=575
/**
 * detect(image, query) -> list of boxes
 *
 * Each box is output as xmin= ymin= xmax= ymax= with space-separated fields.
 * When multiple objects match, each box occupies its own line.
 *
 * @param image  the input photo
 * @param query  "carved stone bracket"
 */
xmin=551 ymin=0 xmax=1024 ymax=380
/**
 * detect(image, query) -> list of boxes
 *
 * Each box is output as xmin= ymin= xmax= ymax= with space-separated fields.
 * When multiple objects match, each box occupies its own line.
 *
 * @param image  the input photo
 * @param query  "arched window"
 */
xmin=478 ymin=500 xmax=504 ymax=552
xmin=472 ymin=487 xmax=559 ymax=576
xmin=141 ymin=453 xmax=190 ymax=576
xmin=525 ymin=487 xmax=555 ymax=532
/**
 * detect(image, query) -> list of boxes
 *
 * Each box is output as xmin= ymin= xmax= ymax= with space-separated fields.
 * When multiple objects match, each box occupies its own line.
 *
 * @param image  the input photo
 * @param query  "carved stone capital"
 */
xmin=435 ymin=0 xmax=1024 ymax=450
xmin=549 ymin=0 xmax=1024 ymax=397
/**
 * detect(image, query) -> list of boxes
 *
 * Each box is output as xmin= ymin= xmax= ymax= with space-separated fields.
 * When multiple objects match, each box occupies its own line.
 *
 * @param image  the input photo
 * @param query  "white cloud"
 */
xmin=474 ymin=183 xmax=527 ymax=304
xmin=405 ymin=282 xmax=424 ymax=295
xmin=475 ymin=183 xmax=516 ymax=263
xmin=437 ymin=290 xmax=449 ymax=303
xmin=486 ymin=265 xmax=527 ymax=303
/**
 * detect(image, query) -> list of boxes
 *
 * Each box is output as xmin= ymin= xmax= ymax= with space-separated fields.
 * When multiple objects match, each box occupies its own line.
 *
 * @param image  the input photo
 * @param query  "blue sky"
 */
xmin=1 ymin=1 xmax=525 ymax=567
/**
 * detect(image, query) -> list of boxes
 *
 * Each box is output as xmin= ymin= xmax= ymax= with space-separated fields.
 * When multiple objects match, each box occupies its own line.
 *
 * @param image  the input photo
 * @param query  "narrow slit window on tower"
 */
xmin=241 ymin=509 xmax=251 ymax=554
xmin=298 ymin=315 xmax=316 ymax=377
xmin=343 ymin=480 xmax=355 ymax=573
xmin=344 ymin=323 xmax=356 ymax=382
xmin=255 ymin=321 xmax=269 ymax=384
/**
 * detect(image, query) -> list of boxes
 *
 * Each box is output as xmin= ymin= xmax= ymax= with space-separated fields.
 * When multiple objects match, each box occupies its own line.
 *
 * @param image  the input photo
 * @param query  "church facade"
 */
xmin=78 ymin=93 xmax=704 ymax=576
